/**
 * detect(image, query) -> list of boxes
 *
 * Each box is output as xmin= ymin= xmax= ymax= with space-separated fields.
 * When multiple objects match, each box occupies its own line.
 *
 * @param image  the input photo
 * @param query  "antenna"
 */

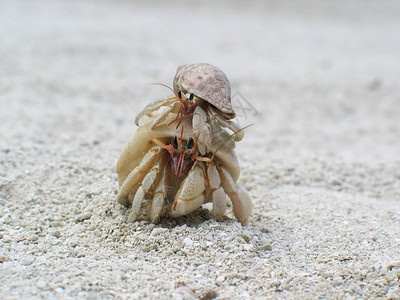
xmin=212 ymin=123 xmax=254 ymax=159
xmin=151 ymin=83 xmax=185 ymax=104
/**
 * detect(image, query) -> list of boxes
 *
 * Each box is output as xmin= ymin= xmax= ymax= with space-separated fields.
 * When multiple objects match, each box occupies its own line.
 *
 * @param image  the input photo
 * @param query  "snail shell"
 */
xmin=173 ymin=63 xmax=236 ymax=119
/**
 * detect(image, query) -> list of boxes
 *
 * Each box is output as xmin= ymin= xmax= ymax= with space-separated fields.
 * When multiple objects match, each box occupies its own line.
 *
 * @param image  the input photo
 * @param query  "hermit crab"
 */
xmin=135 ymin=63 xmax=244 ymax=154
xmin=116 ymin=113 xmax=252 ymax=225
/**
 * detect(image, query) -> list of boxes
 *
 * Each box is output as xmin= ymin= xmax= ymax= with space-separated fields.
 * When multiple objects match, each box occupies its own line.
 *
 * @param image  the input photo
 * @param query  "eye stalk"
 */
xmin=172 ymin=136 xmax=179 ymax=150
xmin=186 ymin=137 xmax=194 ymax=150
xmin=150 ymin=83 xmax=198 ymax=129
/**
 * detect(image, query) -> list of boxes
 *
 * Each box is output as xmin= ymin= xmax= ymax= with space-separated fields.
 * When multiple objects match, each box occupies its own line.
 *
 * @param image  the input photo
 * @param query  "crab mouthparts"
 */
xmin=172 ymin=152 xmax=193 ymax=177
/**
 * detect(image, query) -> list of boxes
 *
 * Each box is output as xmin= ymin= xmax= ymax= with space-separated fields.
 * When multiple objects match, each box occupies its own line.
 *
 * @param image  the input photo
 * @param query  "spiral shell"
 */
xmin=173 ymin=63 xmax=235 ymax=119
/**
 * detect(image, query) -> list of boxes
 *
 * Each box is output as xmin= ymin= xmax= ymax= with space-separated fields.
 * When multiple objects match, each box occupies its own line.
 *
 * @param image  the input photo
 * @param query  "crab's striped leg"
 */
xmin=148 ymin=166 xmax=167 ymax=223
xmin=117 ymin=145 xmax=163 ymax=206
xmin=192 ymin=106 xmax=211 ymax=155
xmin=218 ymin=165 xmax=252 ymax=226
xmin=135 ymin=96 xmax=178 ymax=126
xmin=127 ymin=158 xmax=166 ymax=223
xmin=150 ymin=101 xmax=181 ymax=129
xmin=206 ymin=162 xmax=227 ymax=219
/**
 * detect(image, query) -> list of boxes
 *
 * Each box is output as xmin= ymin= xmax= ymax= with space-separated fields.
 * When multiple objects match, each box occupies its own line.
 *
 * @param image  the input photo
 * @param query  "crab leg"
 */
xmin=117 ymin=145 xmax=163 ymax=206
xmin=212 ymin=188 xmax=226 ymax=219
xmin=207 ymin=163 xmax=227 ymax=218
xmin=135 ymin=96 xmax=178 ymax=126
xmin=148 ymin=167 xmax=167 ymax=223
xmin=192 ymin=106 xmax=211 ymax=155
xmin=127 ymin=161 xmax=160 ymax=222
xmin=150 ymin=101 xmax=181 ymax=129
xmin=217 ymin=165 xmax=252 ymax=226
xmin=150 ymin=137 xmax=175 ymax=153
xmin=209 ymin=107 xmax=244 ymax=142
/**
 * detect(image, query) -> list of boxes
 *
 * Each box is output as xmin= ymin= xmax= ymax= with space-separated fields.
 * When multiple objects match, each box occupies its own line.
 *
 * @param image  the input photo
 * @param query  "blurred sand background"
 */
xmin=1 ymin=0 xmax=400 ymax=298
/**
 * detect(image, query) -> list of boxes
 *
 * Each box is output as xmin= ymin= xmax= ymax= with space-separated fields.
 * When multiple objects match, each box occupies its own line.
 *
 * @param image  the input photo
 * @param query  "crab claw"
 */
xmin=170 ymin=162 xmax=206 ymax=217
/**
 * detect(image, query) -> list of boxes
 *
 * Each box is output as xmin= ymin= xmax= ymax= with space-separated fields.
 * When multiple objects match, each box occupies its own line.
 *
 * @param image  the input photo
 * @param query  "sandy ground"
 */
xmin=1 ymin=0 xmax=400 ymax=299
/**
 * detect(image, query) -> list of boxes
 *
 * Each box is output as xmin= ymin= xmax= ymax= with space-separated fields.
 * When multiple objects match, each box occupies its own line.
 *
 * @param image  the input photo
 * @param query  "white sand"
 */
xmin=1 ymin=0 xmax=400 ymax=298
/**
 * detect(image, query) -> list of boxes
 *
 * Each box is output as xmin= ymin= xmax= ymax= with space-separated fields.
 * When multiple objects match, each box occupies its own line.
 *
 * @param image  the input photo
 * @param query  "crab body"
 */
xmin=117 ymin=64 xmax=252 ymax=225
xmin=116 ymin=115 xmax=251 ymax=225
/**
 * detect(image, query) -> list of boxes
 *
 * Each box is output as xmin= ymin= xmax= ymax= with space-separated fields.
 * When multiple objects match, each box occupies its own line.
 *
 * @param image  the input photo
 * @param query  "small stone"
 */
xmin=182 ymin=237 xmax=194 ymax=247
xmin=242 ymin=234 xmax=251 ymax=243
xmin=29 ymin=235 xmax=39 ymax=242
xmin=51 ymin=230 xmax=61 ymax=238
xmin=21 ymin=257 xmax=34 ymax=266
xmin=385 ymin=272 xmax=397 ymax=283
xmin=2 ymin=235 xmax=12 ymax=243
xmin=207 ymin=224 xmax=221 ymax=230
xmin=141 ymin=246 xmax=151 ymax=252
xmin=0 ymin=255 xmax=10 ymax=263
xmin=85 ymin=190 xmax=101 ymax=198
xmin=37 ymin=280 xmax=47 ymax=289
xmin=75 ymin=213 xmax=92 ymax=222
xmin=316 ymin=282 xmax=330 ymax=291
xmin=330 ymin=178 xmax=342 ymax=186
xmin=226 ymin=272 xmax=240 ymax=279
xmin=349 ymin=283 xmax=361 ymax=293
xmin=181 ymin=248 xmax=190 ymax=255
xmin=200 ymin=290 xmax=218 ymax=300
xmin=224 ymin=244 xmax=234 ymax=251
xmin=242 ymin=244 xmax=254 ymax=251
xmin=137 ymin=233 xmax=147 ymax=240
xmin=259 ymin=244 xmax=272 ymax=251
xmin=321 ymin=271 xmax=333 ymax=279
xmin=332 ymin=276 xmax=343 ymax=286
xmin=0 ymin=215 xmax=12 ymax=225
xmin=270 ymin=279 xmax=281 ymax=287
xmin=175 ymin=285 xmax=197 ymax=300
xmin=150 ymin=228 xmax=168 ymax=236
xmin=387 ymin=290 xmax=400 ymax=299
xmin=216 ymin=275 xmax=225 ymax=282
